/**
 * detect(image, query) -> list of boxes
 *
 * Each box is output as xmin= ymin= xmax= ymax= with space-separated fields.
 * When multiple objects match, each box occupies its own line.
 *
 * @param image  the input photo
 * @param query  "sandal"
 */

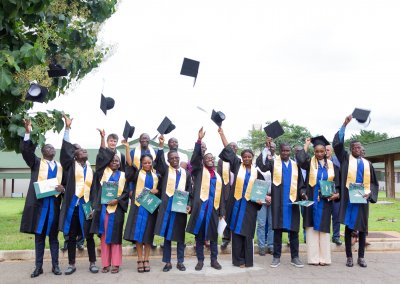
xmin=137 ymin=261 xmax=144 ymax=273
xmin=102 ymin=266 xmax=110 ymax=273
xmin=111 ymin=266 xmax=119 ymax=274
xmin=143 ymin=260 xmax=150 ymax=272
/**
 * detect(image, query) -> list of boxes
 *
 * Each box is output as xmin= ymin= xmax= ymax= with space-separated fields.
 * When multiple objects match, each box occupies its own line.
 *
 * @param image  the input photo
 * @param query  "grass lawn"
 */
xmin=0 ymin=191 xmax=398 ymax=250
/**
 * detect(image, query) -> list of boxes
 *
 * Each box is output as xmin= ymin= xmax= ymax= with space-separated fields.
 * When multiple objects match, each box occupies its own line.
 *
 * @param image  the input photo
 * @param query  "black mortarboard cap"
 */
xmin=263 ymin=120 xmax=284 ymax=139
xmin=123 ymin=120 xmax=135 ymax=140
xmin=211 ymin=109 xmax=225 ymax=127
xmin=157 ymin=116 xmax=176 ymax=135
xmin=47 ymin=64 xmax=68 ymax=78
xmin=311 ymin=135 xmax=330 ymax=147
xmin=352 ymin=108 xmax=371 ymax=124
xmin=100 ymin=94 xmax=115 ymax=115
xmin=180 ymin=58 xmax=200 ymax=86
xmin=25 ymin=82 xmax=48 ymax=103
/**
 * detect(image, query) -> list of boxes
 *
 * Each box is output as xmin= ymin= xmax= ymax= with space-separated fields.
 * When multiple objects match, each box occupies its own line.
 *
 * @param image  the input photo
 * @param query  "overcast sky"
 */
xmin=33 ymin=0 xmax=400 ymax=155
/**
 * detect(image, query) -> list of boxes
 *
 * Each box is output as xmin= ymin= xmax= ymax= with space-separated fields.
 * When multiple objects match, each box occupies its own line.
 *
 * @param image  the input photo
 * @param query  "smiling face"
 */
xmin=351 ymin=141 xmax=362 ymax=158
xmin=75 ymin=148 xmax=88 ymax=163
xmin=109 ymin=155 xmax=121 ymax=171
xmin=280 ymin=145 xmax=291 ymax=161
xmin=41 ymin=144 xmax=56 ymax=160
xmin=203 ymin=153 xmax=215 ymax=168
xmin=139 ymin=133 xmax=150 ymax=149
xmin=314 ymin=145 xmax=326 ymax=160
xmin=141 ymin=155 xmax=153 ymax=172
xmin=168 ymin=151 xmax=180 ymax=169
xmin=168 ymin=138 xmax=178 ymax=151
xmin=241 ymin=150 xmax=254 ymax=168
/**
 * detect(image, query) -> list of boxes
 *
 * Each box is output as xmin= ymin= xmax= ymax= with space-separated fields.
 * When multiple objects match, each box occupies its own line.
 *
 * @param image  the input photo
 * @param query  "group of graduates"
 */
xmin=20 ymin=113 xmax=379 ymax=278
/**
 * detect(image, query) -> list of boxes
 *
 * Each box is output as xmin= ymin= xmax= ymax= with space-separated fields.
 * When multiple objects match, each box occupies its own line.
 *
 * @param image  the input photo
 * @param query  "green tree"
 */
xmin=344 ymin=130 xmax=389 ymax=148
xmin=0 ymin=0 xmax=118 ymax=152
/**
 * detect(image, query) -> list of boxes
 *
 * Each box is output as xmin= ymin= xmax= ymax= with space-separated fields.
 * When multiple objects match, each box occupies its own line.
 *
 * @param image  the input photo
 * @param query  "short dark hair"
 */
xmin=279 ymin=142 xmax=291 ymax=151
xmin=350 ymin=140 xmax=361 ymax=149
xmin=107 ymin=133 xmax=119 ymax=141
xmin=140 ymin=153 xmax=153 ymax=162
xmin=241 ymin=149 xmax=254 ymax=158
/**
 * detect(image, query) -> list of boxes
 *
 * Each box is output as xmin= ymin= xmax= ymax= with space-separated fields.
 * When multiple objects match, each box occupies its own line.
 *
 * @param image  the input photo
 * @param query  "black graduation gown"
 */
xmin=58 ymin=140 xmax=95 ymax=237
xmin=296 ymin=149 xmax=341 ymax=233
xmin=19 ymin=139 xmax=62 ymax=235
xmin=333 ymin=131 xmax=379 ymax=232
xmin=123 ymin=167 xmax=161 ymax=244
xmin=153 ymin=149 xmax=193 ymax=242
xmin=219 ymin=146 xmax=262 ymax=239
xmin=90 ymin=147 xmax=129 ymax=244
xmin=217 ymin=158 xmax=232 ymax=204
xmin=256 ymin=154 xmax=306 ymax=232
xmin=186 ymin=142 xmax=225 ymax=242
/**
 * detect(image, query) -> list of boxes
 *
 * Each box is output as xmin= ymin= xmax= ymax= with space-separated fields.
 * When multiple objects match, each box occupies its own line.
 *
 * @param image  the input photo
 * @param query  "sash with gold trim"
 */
xmin=346 ymin=155 xmax=371 ymax=194
xmin=133 ymin=146 xmax=156 ymax=169
xmin=100 ymin=167 xmax=126 ymax=213
xmin=200 ymin=167 xmax=223 ymax=210
xmin=166 ymin=166 xmax=187 ymax=197
xmin=234 ymin=165 xmax=257 ymax=201
xmin=134 ymin=169 xmax=159 ymax=206
xmin=75 ymin=161 xmax=93 ymax=202
xmin=273 ymin=157 xmax=298 ymax=202
xmin=308 ymin=157 xmax=334 ymax=187
xmin=222 ymin=161 xmax=230 ymax=185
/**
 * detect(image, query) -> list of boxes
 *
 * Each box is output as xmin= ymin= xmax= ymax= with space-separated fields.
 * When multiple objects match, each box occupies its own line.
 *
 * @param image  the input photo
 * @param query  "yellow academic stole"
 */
xmin=100 ymin=167 xmax=126 ymax=213
xmin=309 ymin=157 xmax=334 ymax=187
xmin=200 ymin=167 xmax=222 ymax=209
xmin=234 ymin=165 xmax=257 ymax=201
xmin=38 ymin=159 xmax=63 ymax=197
xmin=75 ymin=161 xmax=93 ymax=202
xmin=222 ymin=161 xmax=230 ymax=185
xmin=273 ymin=157 xmax=298 ymax=202
xmin=134 ymin=169 xmax=158 ymax=206
xmin=133 ymin=145 xmax=156 ymax=169
xmin=346 ymin=155 xmax=371 ymax=194
xmin=166 ymin=166 xmax=187 ymax=197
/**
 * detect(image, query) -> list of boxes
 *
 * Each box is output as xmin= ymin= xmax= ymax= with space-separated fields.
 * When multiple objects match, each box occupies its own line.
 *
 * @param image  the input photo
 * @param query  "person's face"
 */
xmin=109 ymin=155 xmax=120 ymax=171
xmin=203 ymin=153 xmax=214 ymax=168
xmin=75 ymin=149 xmax=88 ymax=163
xmin=351 ymin=142 xmax=362 ymax=158
xmin=201 ymin=142 xmax=207 ymax=155
xmin=270 ymin=143 xmax=276 ymax=155
xmin=280 ymin=146 xmax=291 ymax=161
xmin=107 ymin=138 xmax=118 ymax=150
xmin=325 ymin=145 xmax=333 ymax=159
xmin=229 ymin=143 xmax=238 ymax=154
xmin=241 ymin=152 xmax=253 ymax=167
xmin=168 ymin=138 xmax=178 ymax=150
xmin=42 ymin=144 xmax=56 ymax=160
xmin=314 ymin=145 xmax=326 ymax=160
xmin=168 ymin=151 xmax=180 ymax=169
xmin=140 ymin=134 xmax=150 ymax=148
xmin=141 ymin=156 xmax=153 ymax=172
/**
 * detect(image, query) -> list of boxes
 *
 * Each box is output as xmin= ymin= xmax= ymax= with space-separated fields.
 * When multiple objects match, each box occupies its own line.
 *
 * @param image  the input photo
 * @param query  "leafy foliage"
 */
xmin=0 ymin=0 xmax=118 ymax=152
xmin=344 ymin=130 xmax=389 ymax=149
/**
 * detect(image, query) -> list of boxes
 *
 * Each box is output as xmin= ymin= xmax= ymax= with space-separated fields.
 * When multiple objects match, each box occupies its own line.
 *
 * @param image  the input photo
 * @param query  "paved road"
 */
xmin=0 ymin=252 xmax=398 ymax=284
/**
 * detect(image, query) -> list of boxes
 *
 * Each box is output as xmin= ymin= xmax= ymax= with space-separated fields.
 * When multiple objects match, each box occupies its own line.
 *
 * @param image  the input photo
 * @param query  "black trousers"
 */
xmin=67 ymin=206 xmax=96 ymax=265
xmin=231 ymin=233 xmax=254 ymax=267
xmin=273 ymin=229 xmax=299 ymax=259
xmin=35 ymin=216 xmax=59 ymax=269
xmin=345 ymin=226 xmax=366 ymax=258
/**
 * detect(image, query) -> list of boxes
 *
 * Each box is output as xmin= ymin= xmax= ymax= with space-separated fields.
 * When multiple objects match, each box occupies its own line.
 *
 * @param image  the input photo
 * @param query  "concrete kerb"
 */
xmin=1 ymin=241 xmax=400 ymax=261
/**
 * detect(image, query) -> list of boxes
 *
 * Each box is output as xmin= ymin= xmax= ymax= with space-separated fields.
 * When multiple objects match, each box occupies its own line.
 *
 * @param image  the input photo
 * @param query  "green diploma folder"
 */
xmin=250 ymin=179 xmax=270 ymax=203
xmin=82 ymin=201 xmax=93 ymax=220
xmin=319 ymin=180 xmax=335 ymax=197
xmin=34 ymin=178 xmax=59 ymax=199
xmin=171 ymin=190 xmax=189 ymax=213
xmin=101 ymin=181 xmax=118 ymax=204
xmin=349 ymin=183 xmax=367 ymax=204
xmin=292 ymin=200 xmax=314 ymax=207
xmin=136 ymin=188 xmax=161 ymax=214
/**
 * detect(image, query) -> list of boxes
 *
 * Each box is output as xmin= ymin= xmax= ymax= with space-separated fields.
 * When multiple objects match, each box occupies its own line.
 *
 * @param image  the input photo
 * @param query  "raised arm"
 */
xmin=20 ymin=119 xmax=38 ymax=169
xmin=60 ymin=114 xmax=75 ymax=169
xmin=154 ymin=135 xmax=167 ymax=176
xmin=190 ymin=127 xmax=206 ymax=173
xmin=218 ymin=127 xmax=228 ymax=148
xmin=333 ymin=115 xmax=352 ymax=164
xmin=121 ymin=139 xmax=132 ymax=167
xmin=97 ymin=128 xmax=106 ymax=149
xmin=296 ymin=138 xmax=312 ymax=170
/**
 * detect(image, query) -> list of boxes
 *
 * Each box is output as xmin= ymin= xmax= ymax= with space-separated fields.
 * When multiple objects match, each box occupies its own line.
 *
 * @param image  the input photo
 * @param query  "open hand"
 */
xmin=198 ymin=127 xmax=206 ymax=140
xmin=96 ymin=128 xmax=105 ymax=138
xmin=63 ymin=113 xmax=73 ymax=129
xmin=107 ymin=199 xmax=118 ymax=206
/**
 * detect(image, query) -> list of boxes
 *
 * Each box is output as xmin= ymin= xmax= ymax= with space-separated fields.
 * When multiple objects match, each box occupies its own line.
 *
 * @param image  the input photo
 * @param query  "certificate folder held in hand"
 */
xmin=82 ymin=201 xmax=93 ymax=220
xmin=292 ymin=200 xmax=314 ymax=207
xmin=171 ymin=190 xmax=189 ymax=213
xmin=34 ymin=178 xmax=59 ymax=199
xmin=101 ymin=181 xmax=118 ymax=204
xmin=349 ymin=183 xmax=367 ymax=204
xmin=319 ymin=180 xmax=335 ymax=197
xmin=136 ymin=188 xmax=161 ymax=214
xmin=250 ymin=179 xmax=270 ymax=203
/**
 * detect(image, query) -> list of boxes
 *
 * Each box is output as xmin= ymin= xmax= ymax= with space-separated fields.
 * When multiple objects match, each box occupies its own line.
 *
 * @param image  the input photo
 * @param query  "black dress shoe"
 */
xmin=221 ymin=240 xmax=229 ymax=250
xmin=211 ymin=260 xmax=222 ymax=270
xmin=332 ymin=238 xmax=342 ymax=245
xmin=195 ymin=261 xmax=204 ymax=271
xmin=357 ymin=258 xmax=367 ymax=268
xmin=162 ymin=263 xmax=172 ymax=272
xmin=346 ymin=257 xmax=353 ymax=267
xmin=77 ymin=244 xmax=85 ymax=251
xmin=52 ymin=266 xmax=62 ymax=275
xmin=31 ymin=267 xmax=43 ymax=278
xmin=176 ymin=263 xmax=186 ymax=271
xmin=65 ymin=265 xmax=77 ymax=275
xmin=60 ymin=243 xmax=68 ymax=252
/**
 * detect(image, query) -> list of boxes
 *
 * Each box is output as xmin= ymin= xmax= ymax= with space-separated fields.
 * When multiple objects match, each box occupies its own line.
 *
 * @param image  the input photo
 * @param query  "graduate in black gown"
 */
xmin=91 ymin=151 xmax=129 ymax=274
xmin=20 ymin=119 xmax=64 ymax=278
xmin=186 ymin=127 xmax=225 ymax=271
xmin=218 ymin=128 xmax=262 ymax=268
xmin=97 ymin=129 xmax=126 ymax=171
xmin=256 ymin=138 xmax=306 ymax=268
xmin=332 ymin=115 xmax=378 ymax=268
xmin=295 ymin=136 xmax=340 ymax=265
xmin=58 ymin=115 xmax=98 ymax=274
xmin=123 ymin=154 xmax=160 ymax=273
xmin=154 ymin=135 xmax=193 ymax=272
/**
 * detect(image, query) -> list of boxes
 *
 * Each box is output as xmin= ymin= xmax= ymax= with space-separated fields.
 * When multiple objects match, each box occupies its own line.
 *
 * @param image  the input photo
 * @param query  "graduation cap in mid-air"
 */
xmin=352 ymin=108 xmax=371 ymax=126
xmin=123 ymin=120 xmax=135 ymax=140
xmin=211 ymin=109 xmax=225 ymax=127
xmin=311 ymin=135 xmax=330 ymax=147
xmin=25 ymin=82 xmax=48 ymax=103
xmin=157 ymin=116 xmax=176 ymax=135
xmin=263 ymin=120 xmax=284 ymax=139
xmin=180 ymin=57 xmax=200 ymax=86
xmin=47 ymin=64 xmax=68 ymax=78
xmin=100 ymin=94 xmax=115 ymax=115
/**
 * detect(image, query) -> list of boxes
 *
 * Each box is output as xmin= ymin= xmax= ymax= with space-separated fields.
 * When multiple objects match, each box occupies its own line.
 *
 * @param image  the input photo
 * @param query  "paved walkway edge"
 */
xmin=1 ymin=241 xmax=400 ymax=261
